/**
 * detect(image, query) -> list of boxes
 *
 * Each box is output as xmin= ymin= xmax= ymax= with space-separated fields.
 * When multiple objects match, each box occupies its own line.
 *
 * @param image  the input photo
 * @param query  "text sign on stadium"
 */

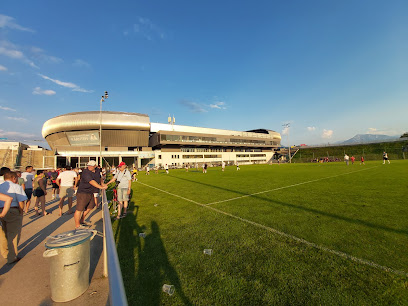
xmin=67 ymin=131 xmax=100 ymax=146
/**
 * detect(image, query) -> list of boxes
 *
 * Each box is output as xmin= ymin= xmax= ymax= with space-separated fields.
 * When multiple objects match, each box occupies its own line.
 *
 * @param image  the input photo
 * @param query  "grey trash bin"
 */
xmin=43 ymin=229 xmax=97 ymax=302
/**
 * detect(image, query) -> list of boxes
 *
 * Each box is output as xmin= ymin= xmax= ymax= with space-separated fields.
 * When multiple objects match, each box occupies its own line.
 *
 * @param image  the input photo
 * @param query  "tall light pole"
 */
xmin=100 ymin=91 xmax=108 ymax=167
xmin=282 ymin=123 xmax=291 ymax=163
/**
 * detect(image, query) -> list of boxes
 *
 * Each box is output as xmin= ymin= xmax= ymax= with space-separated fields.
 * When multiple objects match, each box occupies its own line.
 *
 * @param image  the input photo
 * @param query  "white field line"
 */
xmin=206 ymin=165 xmax=379 ymax=206
xmin=137 ymin=169 xmax=408 ymax=278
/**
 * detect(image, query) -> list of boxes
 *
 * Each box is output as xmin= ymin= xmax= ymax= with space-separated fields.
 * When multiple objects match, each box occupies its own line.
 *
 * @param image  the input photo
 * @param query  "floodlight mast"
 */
xmin=100 ymin=91 xmax=108 ymax=167
xmin=282 ymin=123 xmax=291 ymax=163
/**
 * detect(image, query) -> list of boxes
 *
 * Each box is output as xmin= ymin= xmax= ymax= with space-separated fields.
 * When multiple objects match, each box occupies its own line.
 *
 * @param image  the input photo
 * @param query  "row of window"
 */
xmin=180 ymin=147 xmax=263 ymax=153
xmin=160 ymin=134 xmax=278 ymax=146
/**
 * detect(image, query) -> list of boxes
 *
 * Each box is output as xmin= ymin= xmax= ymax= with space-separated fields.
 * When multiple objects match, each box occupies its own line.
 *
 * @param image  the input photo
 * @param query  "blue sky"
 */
xmin=1 ymin=0 xmax=407 ymax=147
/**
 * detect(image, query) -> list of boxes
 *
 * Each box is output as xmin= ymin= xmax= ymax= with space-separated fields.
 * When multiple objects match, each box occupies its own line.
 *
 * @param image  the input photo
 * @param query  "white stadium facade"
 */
xmin=42 ymin=111 xmax=281 ymax=169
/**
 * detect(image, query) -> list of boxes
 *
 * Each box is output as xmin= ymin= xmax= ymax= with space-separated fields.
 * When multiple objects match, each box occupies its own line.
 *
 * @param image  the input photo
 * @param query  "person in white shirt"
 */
xmin=344 ymin=154 xmax=350 ymax=166
xmin=21 ymin=166 xmax=35 ymax=214
xmin=0 ymin=171 xmax=27 ymax=264
xmin=165 ymin=164 xmax=169 ymax=174
xmin=222 ymin=161 xmax=226 ymax=172
xmin=106 ymin=162 xmax=132 ymax=219
xmin=56 ymin=166 xmax=78 ymax=216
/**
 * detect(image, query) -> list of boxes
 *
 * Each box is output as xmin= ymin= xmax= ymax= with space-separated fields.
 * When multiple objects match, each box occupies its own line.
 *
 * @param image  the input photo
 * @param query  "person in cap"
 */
xmin=74 ymin=160 xmax=107 ymax=229
xmin=106 ymin=161 xmax=132 ymax=219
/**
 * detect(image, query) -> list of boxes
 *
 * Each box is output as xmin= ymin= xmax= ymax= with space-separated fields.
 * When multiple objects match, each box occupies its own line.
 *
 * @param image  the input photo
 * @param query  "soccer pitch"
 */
xmin=112 ymin=161 xmax=408 ymax=305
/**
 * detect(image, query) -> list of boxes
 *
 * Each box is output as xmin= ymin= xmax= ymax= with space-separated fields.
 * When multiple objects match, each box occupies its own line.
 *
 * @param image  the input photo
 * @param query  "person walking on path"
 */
xmin=0 ymin=171 xmax=27 ymax=264
xmin=106 ymin=162 xmax=132 ymax=219
xmin=383 ymin=152 xmax=390 ymax=164
xmin=74 ymin=161 xmax=107 ymax=229
xmin=33 ymin=170 xmax=49 ymax=216
xmin=21 ymin=166 xmax=34 ymax=214
xmin=56 ymin=166 xmax=78 ymax=216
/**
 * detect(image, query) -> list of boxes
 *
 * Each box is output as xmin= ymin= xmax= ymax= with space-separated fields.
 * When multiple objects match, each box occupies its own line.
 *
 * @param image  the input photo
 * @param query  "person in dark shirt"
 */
xmin=74 ymin=161 xmax=107 ymax=229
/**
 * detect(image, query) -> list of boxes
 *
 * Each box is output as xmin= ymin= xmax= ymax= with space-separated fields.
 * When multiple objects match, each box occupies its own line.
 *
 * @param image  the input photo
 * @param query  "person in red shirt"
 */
xmin=351 ymin=156 xmax=355 ymax=164
xmin=360 ymin=156 xmax=365 ymax=165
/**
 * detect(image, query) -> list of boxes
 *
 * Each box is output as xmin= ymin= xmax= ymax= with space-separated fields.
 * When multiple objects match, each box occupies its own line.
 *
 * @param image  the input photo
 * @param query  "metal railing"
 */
xmin=102 ymin=190 xmax=128 ymax=306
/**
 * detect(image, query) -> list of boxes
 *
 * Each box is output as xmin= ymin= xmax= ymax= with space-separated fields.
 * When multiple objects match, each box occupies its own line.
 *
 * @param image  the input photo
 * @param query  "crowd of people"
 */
xmin=0 ymin=160 xmax=136 ymax=266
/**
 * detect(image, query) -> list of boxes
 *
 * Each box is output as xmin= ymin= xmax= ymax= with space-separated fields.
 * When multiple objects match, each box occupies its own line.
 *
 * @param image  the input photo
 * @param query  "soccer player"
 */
xmin=222 ymin=161 xmax=225 ymax=172
xmin=383 ymin=152 xmax=390 ymax=164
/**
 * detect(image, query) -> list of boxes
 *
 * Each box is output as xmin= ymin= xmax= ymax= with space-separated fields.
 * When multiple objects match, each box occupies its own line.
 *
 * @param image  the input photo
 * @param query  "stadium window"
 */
xmin=158 ymin=155 xmax=162 ymax=159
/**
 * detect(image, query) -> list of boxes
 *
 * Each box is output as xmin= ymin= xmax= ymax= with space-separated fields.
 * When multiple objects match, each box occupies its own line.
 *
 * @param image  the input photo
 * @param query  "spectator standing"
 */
xmin=74 ymin=161 xmax=107 ymax=229
xmin=0 ymin=171 xmax=27 ymax=264
xmin=50 ymin=169 xmax=60 ymax=199
xmin=56 ymin=166 xmax=78 ymax=216
xmin=15 ymin=171 xmax=25 ymax=190
xmin=0 ymin=167 xmax=11 ymax=184
xmin=21 ymin=166 xmax=35 ymax=214
xmin=33 ymin=170 xmax=49 ymax=216
xmin=222 ymin=161 xmax=226 ymax=172
xmin=106 ymin=162 xmax=132 ymax=219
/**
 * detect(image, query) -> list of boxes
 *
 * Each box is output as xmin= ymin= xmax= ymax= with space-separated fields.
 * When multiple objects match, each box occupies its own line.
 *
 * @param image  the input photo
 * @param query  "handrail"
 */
xmin=102 ymin=190 xmax=128 ymax=306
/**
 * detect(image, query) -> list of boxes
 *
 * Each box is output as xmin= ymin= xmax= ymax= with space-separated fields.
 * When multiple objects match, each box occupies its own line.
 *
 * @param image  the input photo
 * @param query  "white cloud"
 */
xmin=31 ymin=47 xmax=63 ymax=64
xmin=32 ymin=87 xmax=56 ymax=95
xmin=0 ymin=105 xmax=16 ymax=111
xmin=0 ymin=65 xmax=7 ymax=71
xmin=127 ymin=17 xmax=166 ymax=41
xmin=180 ymin=100 xmax=208 ymax=113
xmin=0 ymin=46 xmax=23 ymax=59
xmin=73 ymin=59 xmax=90 ymax=68
xmin=6 ymin=116 xmax=28 ymax=122
xmin=307 ymin=126 xmax=316 ymax=132
xmin=209 ymin=101 xmax=227 ymax=110
xmin=322 ymin=129 xmax=333 ymax=139
xmin=0 ymin=129 xmax=36 ymax=139
xmin=38 ymin=74 xmax=93 ymax=93
xmin=0 ymin=14 xmax=35 ymax=33
xmin=0 ymin=40 xmax=39 ymax=68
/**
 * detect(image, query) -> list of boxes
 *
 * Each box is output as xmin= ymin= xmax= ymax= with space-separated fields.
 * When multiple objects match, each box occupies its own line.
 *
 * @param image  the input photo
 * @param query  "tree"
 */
xmin=400 ymin=132 xmax=408 ymax=138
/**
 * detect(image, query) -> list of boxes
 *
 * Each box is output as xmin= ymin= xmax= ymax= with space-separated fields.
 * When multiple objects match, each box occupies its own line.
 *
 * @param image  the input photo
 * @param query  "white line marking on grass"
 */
xmin=206 ymin=166 xmax=379 ymax=206
xmin=138 ymin=170 xmax=408 ymax=278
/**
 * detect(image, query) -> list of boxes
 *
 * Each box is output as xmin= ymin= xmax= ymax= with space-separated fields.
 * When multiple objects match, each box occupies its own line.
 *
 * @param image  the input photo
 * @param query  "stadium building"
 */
xmin=41 ymin=111 xmax=281 ymax=169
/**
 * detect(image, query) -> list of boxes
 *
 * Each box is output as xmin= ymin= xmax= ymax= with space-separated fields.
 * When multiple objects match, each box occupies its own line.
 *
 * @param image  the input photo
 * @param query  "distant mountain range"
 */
xmin=336 ymin=134 xmax=399 ymax=145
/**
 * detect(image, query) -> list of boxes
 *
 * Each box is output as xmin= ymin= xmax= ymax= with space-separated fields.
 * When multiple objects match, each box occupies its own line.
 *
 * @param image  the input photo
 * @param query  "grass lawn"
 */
xmin=111 ymin=160 xmax=408 ymax=305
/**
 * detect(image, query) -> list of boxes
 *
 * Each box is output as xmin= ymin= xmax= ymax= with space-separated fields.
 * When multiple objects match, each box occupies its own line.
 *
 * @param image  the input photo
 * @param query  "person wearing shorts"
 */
xmin=21 ymin=166 xmax=35 ymax=214
xmin=56 ymin=166 xmax=78 ymax=216
xmin=74 ymin=161 xmax=107 ymax=229
xmin=106 ymin=161 xmax=132 ymax=219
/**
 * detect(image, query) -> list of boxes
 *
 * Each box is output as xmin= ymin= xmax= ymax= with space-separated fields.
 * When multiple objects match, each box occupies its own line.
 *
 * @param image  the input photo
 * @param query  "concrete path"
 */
xmin=0 ymin=187 xmax=109 ymax=305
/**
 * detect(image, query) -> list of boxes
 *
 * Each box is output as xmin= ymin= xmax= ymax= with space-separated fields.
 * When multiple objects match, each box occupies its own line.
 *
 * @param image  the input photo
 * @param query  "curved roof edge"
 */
xmin=42 ymin=111 xmax=150 ymax=138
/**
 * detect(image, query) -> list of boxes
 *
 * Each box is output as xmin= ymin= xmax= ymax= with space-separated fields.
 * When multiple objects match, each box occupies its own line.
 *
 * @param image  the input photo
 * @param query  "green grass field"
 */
xmin=112 ymin=160 xmax=408 ymax=305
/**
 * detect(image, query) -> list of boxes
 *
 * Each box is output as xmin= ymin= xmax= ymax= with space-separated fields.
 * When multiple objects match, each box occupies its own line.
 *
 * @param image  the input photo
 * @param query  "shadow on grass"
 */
xmin=115 ymin=201 xmax=191 ymax=305
xmin=169 ymin=174 xmax=408 ymax=236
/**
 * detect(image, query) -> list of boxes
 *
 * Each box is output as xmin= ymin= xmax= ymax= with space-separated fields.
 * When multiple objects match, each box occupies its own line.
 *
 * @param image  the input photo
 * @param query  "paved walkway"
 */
xmin=0 ymin=187 xmax=109 ymax=305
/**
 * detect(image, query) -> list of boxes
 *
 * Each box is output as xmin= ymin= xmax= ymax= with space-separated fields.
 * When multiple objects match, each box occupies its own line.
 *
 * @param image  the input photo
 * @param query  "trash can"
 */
xmin=43 ymin=229 xmax=97 ymax=302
